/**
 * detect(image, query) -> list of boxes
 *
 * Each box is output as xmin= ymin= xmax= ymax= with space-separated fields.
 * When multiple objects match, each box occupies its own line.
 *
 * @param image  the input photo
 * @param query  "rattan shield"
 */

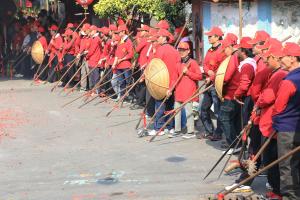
xmin=215 ymin=56 xmax=231 ymax=101
xmin=31 ymin=41 xmax=44 ymax=64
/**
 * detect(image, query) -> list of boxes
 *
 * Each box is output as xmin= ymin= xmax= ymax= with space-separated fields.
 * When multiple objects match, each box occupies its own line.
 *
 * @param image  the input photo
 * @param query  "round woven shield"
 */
xmin=145 ymin=58 xmax=170 ymax=100
xmin=215 ymin=56 xmax=231 ymax=101
xmin=31 ymin=41 xmax=44 ymax=64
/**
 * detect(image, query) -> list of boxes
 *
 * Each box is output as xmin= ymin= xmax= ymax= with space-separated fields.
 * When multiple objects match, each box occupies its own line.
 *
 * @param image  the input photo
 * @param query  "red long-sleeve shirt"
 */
xmin=86 ymin=35 xmax=102 ymax=68
xmin=136 ymin=38 xmax=150 ymax=67
xmin=257 ymin=68 xmax=288 ymax=137
xmin=203 ymin=44 xmax=226 ymax=81
xmin=115 ymin=38 xmax=134 ymax=69
xmin=38 ymin=36 xmax=48 ymax=51
xmin=154 ymin=43 xmax=181 ymax=89
xmin=48 ymin=34 xmax=63 ymax=67
xmin=272 ymin=80 xmax=297 ymax=116
xmin=175 ymin=59 xmax=202 ymax=102
xmin=223 ymin=52 xmax=240 ymax=100
xmin=234 ymin=63 xmax=255 ymax=99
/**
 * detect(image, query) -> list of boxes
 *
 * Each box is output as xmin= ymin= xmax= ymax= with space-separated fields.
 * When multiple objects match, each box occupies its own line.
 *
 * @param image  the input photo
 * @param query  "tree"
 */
xmin=93 ymin=0 xmax=187 ymax=27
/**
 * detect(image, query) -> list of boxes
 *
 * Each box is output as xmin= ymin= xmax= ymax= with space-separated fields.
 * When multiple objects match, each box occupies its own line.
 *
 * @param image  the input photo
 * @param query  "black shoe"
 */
xmin=202 ymin=133 xmax=213 ymax=139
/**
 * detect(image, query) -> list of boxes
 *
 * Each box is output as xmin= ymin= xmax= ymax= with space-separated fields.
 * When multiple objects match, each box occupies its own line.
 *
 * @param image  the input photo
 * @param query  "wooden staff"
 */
xmin=145 ymin=61 xmax=194 ymax=130
xmin=59 ymin=57 xmax=83 ymax=94
xmin=14 ymin=53 xmax=30 ymax=69
xmin=65 ymin=66 xmax=99 ymax=95
xmin=93 ymin=67 xmax=142 ymax=104
xmin=135 ymin=97 xmax=151 ymax=130
xmin=246 ymin=131 xmax=277 ymax=175
xmin=174 ymin=13 xmax=192 ymax=47
xmin=61 ymin=68 xmax=112 ymax=108
xmin=31 ymin=55 xmax=57 ymax=84
xmin=50 ymin=58 xmax=77 ymax=92
xmin=83 ymin=67 xmax=136 ymax=103
xmin=106 ymin=75 xmax=144 ymax=117
xmin=219 ymin=121 xmax=252 ymax=178
xmin=221 ymin=146 xmax=300 ymax=197
xmin=149 ymin=84 xmax=213 ymax=142
xmin=78 ymin=80 xmax=136 ymax=109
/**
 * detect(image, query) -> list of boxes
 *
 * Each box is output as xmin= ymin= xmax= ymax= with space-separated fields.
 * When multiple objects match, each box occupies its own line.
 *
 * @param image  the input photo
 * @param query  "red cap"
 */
xmin=221 ymin=39 xmax=234 ymax=49
xmin=205 ymin=27 xmax=224 ymax=37
xmin=175 ymin=27 xmax=189 ymax=37
xmin=178 ymin=42 xmax=190 ymax=50
xmin=67 ymin=23 xmax=74 ymax=29
xmin=282 ymin=42 xmax=300 ymax=57
xmin=257 ymin=38 xmax=281 ymax=50
xmin=90 ymin=25 xmax=98 ymax=31
xmin=262 ymin=43 xmax=284 ymax=58
xmin=238 ymin=37 xmax=253 ymax=49
xmin=224 ymin=33 xmax=238 ymax=46
xmin=156 ymin=20 xmax=170 ymax=30
xmin=248 ymin=31 xmax=270 ymax=44
xmin=109 ymin=24 xmax=118 ymax=32
xmin=117 ymin=17 xmax=125 ymax=25
xmin=157 ymin=28 xmax=172 ymax=39
xmin=38 ymin=26 xmax=45 ymax=33
xmin=116 ymin=24 xmax=128 ymax=33
xmin=81 ymin=23 xmax=91 ymax=31
xmin=99 ymin=27 xmax=110 ymax=35
xmin=63 ymin=29 xmax=73 ymax=36
xmin=138 ymin=24 xmax=150 ymax=31
xmin=49 ymin=24 xmax=58 ymax=31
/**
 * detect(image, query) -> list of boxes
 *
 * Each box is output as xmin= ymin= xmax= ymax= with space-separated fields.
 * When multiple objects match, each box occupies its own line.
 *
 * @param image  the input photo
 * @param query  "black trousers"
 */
xmin=277 ymin=132 xmax=300 ymax=200
xmin=263 ymin=137 xmax=280 ymax=195
xmin=61 ymin=54 xmax=76 ymax=86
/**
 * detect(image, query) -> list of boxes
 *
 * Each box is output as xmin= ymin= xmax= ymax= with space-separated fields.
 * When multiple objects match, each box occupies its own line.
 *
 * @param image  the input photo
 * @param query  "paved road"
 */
xmin=0 ymin=79 xmax=265 ymax=200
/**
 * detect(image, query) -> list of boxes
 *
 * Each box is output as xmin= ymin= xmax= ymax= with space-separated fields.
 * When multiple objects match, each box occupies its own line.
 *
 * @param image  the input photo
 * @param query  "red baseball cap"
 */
xmin=63 ymin=29 xmax=73 ymax=36
xmin=221 ymin=39 xmax=235 ymax=49
xmin=38 ymin=26 xmax=45 ymax=33
xmin=138 ymin=24 xmax=150 ymax=31
xmin=224 ymin=33 xmax=238 ymax=46
xmin=81 ymin=23 xmax=91 ymax=31
xmin=157 ymin=28 xmax=172 ymax=39
xmin=90 ymin=25 xmax=98 ymax=31
xmin=116 ymin=24 xmax=128 ymax=33
xmin=117 ymin=17 xmax=125 ymax=25
xmin=282 ymin=42 xmax=300 ymax=57
xmin=262 ymin=44 xmax=284 ymax=58
xmin=257 ymin=38 xmax=281 ymax=50
xmin=238 ymin=37 xmax=253 ymax=49
xmin=109 ymin=24 xmax=118 ymax=32
xmin=205 ymin=27 xmax=224 ymax=37
xmin=99 ymin=27 xmax=110 ymax=35
xmin=175 ymin=27 xmax=189 ymax=37
xmin=248 ymin=31 xmax=270 ymax=44
xmin=156 ymin=20 xmax=170 ymax=30
xmin=49 ymin=24 xmax=58 ymax=31
xmin=67 ymin=23 xmax=74 ymax=29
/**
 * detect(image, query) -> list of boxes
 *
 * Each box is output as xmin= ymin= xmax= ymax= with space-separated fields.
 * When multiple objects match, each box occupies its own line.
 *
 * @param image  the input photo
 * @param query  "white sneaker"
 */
xmin=14 ymin=74 xmax=24 ymax=78
xmin=148 ymin=129 xmax=157 ymax=136
xmin=266 ymin=182 xmax=273 ymax=190
xmin=222 ymin=147 xmax=242 ymax=155
xmin=225 ymin=183 xmax=252 ymax=193
xmin=169 ymin=129 xmax=175 ymax=135
xmin=164 ymin=129 xmax=169 ymax=134
xmin=182 ymin=133 xmax=196 ymax=139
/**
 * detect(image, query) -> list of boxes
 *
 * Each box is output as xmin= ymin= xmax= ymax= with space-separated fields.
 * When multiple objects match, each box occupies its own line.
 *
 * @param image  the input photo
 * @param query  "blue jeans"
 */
xmin=116 ymin=69 xmax=132 ymax=96
xmin=200 ymin=86 xmax=223 ymax=136
xmin=219 ymin=99 xmax=241 ymax=145
xmin=242 ymin=96 xmax=254 ymax=126
xmin=154 ymin=95 xmax=174 ymax=131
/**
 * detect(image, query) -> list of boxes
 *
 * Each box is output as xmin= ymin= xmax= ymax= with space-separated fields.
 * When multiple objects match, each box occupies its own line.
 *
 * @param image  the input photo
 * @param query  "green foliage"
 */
xmin=93 ymin=0 xmax=187 ymax=25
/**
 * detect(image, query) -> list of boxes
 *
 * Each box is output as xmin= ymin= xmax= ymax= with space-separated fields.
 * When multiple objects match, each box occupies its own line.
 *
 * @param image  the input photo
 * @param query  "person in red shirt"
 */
xmin=35 ymin=26 xmax=48 ymax=81
xmin=130 ymin=24 xmax=151 ymax=110
xmin=76 ymin=23 xmax=91 ymax=91
xmin=234 ymin=37 xmax=256 ymax=128
xmin=273 ymin=42 xmax=300 ymax=200
xmin=200 ymin=26 xmax=226 ymax=141
xmin=86 ymin=25 xmax=102 ymax=95
xmin=47 ymin=24 xmax=63 ymax=83
xmin=171 ymin=41 xmax=202 ymax=139
xmin=218 ymin=33 xmax=242 ymax=150
xmin=147 ymin=28 xmax=181 ymax=136
xmin=112 ymin=24 xmax=134 ymax=100
xmin=253 ymin=44 xmax=287 ymax=199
